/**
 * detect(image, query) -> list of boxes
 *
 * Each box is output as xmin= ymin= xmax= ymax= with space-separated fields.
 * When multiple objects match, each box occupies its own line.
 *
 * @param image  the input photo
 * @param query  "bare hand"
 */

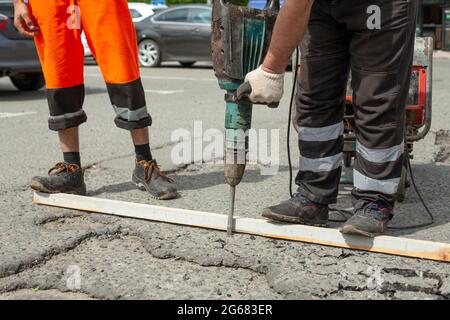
xmin=13 ymin=1 xmax=39 ymax=37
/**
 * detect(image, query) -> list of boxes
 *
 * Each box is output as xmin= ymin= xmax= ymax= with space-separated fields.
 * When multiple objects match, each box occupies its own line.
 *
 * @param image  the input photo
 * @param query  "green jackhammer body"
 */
xmin=211 ymin=0 xmax=279 ymax=235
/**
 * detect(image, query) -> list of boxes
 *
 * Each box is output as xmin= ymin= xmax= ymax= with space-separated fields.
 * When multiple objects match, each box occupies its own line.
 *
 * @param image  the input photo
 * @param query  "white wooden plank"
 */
xmin=33 ymin=192 xmax=450 ymax=262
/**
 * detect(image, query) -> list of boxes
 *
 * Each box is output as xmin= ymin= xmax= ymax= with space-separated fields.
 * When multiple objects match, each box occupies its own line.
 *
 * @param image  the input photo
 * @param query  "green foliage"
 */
xmin=127 ymin=0 xmax=249 ymax=6
xmin=128 ymin=0 xmax=151 ymax=3
xmin=166 ymin=0 xmax=208 ymax=5
xmin=228 ymin=0 xmax=249 ymax=5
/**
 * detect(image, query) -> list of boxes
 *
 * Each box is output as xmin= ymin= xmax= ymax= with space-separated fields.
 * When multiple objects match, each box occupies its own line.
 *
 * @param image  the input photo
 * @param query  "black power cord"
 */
xmin=286 ymin=48 xmax=435 ymax=229
xmin=387 ymin=142 xmax=435 ymax=230
xmin=287 ymin=47 xmax=299 ymax=198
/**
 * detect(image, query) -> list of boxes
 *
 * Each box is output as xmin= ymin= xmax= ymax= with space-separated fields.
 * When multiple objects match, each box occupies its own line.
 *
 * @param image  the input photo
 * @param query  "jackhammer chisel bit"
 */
xmin=228 ymin=186 xmax=236 ymax=236
xmin=211 ymin=0 xmax=280 ymax=236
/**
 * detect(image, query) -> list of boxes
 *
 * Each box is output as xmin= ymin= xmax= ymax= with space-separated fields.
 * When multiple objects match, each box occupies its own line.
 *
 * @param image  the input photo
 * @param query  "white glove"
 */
xmin=242 ymin=66 xmax=285 ymax=107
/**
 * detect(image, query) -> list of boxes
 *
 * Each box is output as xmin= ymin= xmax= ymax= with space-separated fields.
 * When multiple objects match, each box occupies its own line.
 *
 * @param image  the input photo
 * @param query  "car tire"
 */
xmin=179 ymin=61 xmax=196 ymax=67
xmin=138 ymin=39 xmax=161 ymax=67
xmin=9 ymin=72 xmax=45 ymax=91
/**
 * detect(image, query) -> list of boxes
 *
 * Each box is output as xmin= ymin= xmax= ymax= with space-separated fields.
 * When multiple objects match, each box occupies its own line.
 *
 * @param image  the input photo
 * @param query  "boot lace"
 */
xmin=48 ymin=162 xmax=79 ymax=175
xmin=140 ymin=160 xmax=173 ymax=182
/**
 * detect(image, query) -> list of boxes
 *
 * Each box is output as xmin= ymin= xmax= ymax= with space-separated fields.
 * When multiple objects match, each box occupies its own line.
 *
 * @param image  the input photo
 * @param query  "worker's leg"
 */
xmin=78 ymin=0 xmax=149 ymax=131
xmin=78 ymin=0 xmax=177 ymax=200
xmin=29 ymin=0 xmax=86 ymax=132
xmin=294 ymin=1 xmax=351 ymax=205
xmin=341 ymin=0 xmax=418 ymax=236
xmin=28 ymin=0 xmax=86 ymax=195
xmin=262 ymin=0 xmax=350 ymax=225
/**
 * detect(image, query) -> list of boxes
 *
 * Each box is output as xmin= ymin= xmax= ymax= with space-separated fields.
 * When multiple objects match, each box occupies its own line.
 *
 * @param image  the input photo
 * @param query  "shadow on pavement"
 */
xmin=326 ymin=163 xmax=450 ymax=240
xmin=156 ymin=64 xmax=213 ymax=70
xmin=387 ymin=163 xmax=450 ymax=238
xmin=173 ymin=165 xmax=291 ymax=191
xmin=86 ymin=161 xmax=449 ymax=240
xmin=89 ymin=165 xmax=292 ymax=196
xmin=88 ymin=181 xmax=137 ymax=197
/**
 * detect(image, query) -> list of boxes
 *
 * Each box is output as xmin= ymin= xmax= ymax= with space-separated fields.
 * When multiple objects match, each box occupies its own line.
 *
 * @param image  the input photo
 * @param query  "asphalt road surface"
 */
xmin=0 ymin=61 xmax=449 ymax=300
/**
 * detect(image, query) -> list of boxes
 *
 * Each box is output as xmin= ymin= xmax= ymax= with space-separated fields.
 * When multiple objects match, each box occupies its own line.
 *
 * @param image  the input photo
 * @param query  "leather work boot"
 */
xmin=30 ymin=162 xmax=86 ymax=195
xmin=132 ymin=160 xmax=178 ymax=200
xmin=262 ymin=193 xmax=329 ymax=226
xmin=340 ymin=201 xmax=393 ymax=237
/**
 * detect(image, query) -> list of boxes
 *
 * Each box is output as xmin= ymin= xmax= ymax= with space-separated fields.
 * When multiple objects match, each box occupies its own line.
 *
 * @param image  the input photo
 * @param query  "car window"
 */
xmin=155 ymin=8 xmax=189 ymax=23
xmin=130 ymin=9 xmax=142 ymax=19
xmin=190 ymin=8 xmax=211 ymax=24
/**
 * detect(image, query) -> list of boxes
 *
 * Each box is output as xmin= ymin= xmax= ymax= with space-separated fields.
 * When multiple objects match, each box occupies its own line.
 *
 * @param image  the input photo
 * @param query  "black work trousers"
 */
xmin=295 ymin=0 xmax=418 ymax=208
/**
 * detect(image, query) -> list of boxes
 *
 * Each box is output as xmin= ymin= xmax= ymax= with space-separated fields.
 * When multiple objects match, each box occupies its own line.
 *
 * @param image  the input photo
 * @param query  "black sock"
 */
xmin=63 ymin=152 xmax=81 ymax=167
xmin=134 ymin=143 xmax=152 ymax=162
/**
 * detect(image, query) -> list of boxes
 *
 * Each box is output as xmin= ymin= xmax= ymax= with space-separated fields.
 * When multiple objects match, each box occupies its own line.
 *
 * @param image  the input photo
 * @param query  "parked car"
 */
xmin=134 ymin=4 xmax=212 ymax=67
xmin=0 ymin=0 xmax=44 ymax=91
xmin=129 ymin=2 xmax=167 ymax=23
xmin=82 ymin=2 xmax=166 ymax=58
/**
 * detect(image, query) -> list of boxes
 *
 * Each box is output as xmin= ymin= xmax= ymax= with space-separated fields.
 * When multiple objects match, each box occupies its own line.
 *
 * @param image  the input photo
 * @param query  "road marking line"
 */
xmin=0 ymin=111 xmax=37 ymax=119
xmin=34 ymin=192 xmax=450 ymax=262
xmin=85 ymin=73 xmax=216 ymax=82
xmin=145 ymin=89 xmax=185 ymax=95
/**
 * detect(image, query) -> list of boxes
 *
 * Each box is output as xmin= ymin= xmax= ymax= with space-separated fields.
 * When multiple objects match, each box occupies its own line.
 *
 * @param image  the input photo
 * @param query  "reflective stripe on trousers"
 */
xmin=353 ymin=141 xmax=404 ymax=195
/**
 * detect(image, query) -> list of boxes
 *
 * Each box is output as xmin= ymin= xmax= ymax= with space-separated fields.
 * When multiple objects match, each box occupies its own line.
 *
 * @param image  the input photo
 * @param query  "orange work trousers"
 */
xmin=28 ymin=0 xmax=151 ymax=131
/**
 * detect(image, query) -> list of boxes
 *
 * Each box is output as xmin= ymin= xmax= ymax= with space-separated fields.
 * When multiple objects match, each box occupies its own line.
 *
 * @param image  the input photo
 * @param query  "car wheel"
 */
xmin=9 ymin=72 xmax=45 ymax=91
xmin=138 ymin=39 xmax=161 ymax=67
xmin=179 ymin=61 xmax=196 ymax=67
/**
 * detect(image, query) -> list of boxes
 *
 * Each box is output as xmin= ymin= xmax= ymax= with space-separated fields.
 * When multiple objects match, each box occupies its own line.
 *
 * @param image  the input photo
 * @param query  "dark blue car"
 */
xmin=0 ymin=0 xmax=44 ymax=91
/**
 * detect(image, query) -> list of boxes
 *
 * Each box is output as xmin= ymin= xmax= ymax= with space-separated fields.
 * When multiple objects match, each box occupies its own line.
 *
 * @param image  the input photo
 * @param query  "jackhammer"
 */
xmin=211 ymin=0 xmax=280 ymax=235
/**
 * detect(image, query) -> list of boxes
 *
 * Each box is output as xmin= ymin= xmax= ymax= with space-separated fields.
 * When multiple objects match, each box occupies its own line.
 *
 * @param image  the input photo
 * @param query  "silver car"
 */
xmin=135 ymin=5 xmax=212 ymax=67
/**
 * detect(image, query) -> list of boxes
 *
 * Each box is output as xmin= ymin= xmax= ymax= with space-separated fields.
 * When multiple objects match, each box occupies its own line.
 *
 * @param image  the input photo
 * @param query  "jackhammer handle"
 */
xmin=234 ymin=82 xmax=280 ymax=109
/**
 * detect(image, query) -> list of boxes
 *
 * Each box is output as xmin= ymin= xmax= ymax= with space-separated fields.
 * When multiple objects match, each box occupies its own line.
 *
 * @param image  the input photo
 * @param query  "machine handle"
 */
xmin=234 ymin=82 xmax=279 ymax=108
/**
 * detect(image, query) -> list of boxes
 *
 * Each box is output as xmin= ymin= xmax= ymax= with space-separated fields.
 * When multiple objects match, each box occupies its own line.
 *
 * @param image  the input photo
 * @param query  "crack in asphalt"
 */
xmin=1 ymin=213 xmax=280 ymax=297
xmin=82 ymin=153 xmax=134 ymax=171
xmin=81 ymin=138 xmax=191 ymax=172
xmin=433 ymin=130 xmax=450 ymax=163
xmin=34 ymin=212 xmax=114 ymax=226
xmin=2 ymin=186 xmax=448 ymax=300
xmin=329 ymin=267 xmax=447 ymax=299
xmin=0 ymin=229 xmax=281 ymax=299
xmin=383 ymin=268 xmax=448 ymax=298
xmin=142 ymin=236 xmax=268 ymax=274
xmin=0 ymin=225 xmax=122 ymax=279
xmin=2 ymin=212 xmax=447 ymax=299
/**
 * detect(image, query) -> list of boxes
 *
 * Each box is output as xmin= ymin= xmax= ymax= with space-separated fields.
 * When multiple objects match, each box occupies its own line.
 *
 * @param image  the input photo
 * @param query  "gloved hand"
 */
xmin=235 ymin=66 xmax=285 ymax=108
